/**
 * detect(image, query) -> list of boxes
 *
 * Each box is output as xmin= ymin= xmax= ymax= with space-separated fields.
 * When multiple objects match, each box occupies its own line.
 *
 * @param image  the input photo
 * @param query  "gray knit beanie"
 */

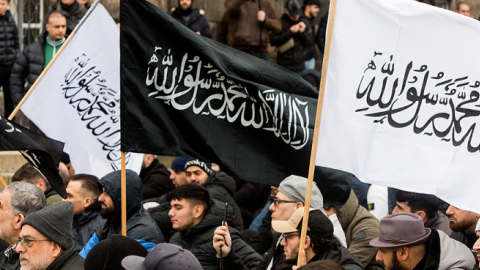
xmin=278 ymin=175 xmax=324 ymax=209
xmin=22 ymin=202 xmax=74 ymax=250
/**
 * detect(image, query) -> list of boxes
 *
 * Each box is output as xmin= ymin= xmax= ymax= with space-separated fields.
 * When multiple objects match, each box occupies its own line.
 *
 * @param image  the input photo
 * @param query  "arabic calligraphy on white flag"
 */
xmin=316 ymin=0 xmax=480 ymax=213
xmin=21 ymin=4 xmax=142 ymax=178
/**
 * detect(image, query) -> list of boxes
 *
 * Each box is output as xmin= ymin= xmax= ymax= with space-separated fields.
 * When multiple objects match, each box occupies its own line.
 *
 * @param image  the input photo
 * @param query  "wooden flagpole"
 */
xmin=0 ymin=174 xmax=7 ymax=188
xmin=8 ymin=0 xmax=100 ymax=121
xmin=297 ymin=0 xmax=338 ymax=267
xmin=121 ymin=152 xmax=127 ymax=236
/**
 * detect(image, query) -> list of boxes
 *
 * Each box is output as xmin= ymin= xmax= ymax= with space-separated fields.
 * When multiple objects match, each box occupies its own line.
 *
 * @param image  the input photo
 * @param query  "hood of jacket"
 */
xmin=337 ymin=190 xmax=359 ymax=230
xmin=204 ymin=171 xmax=236 ymax=196
xmin=181 ymin=199 xmax=234 ymax=238
xmin=98 ymin=170 xmax=143 ymax=220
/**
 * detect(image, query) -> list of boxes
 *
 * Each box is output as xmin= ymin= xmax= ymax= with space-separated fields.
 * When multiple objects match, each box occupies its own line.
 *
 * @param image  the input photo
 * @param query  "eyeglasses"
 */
xmin=16 ymin=237 xmax=51 ymax=247
xmin=270 ymin=198 xmax=298 ymax=206
xmin=283 ymin=233 xmax=301 ymax=242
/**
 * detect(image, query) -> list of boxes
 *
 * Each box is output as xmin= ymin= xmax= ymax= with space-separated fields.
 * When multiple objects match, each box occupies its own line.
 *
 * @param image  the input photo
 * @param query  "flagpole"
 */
xmin=0 ymin=174 xmax=7 ymax=188
xmin=8 ymin=0 xmax=100 ymax=121
xmin=121 ymin=152 xmax=127 ymax=236
xmin=297 ymin=0 xmax=338 ymax=267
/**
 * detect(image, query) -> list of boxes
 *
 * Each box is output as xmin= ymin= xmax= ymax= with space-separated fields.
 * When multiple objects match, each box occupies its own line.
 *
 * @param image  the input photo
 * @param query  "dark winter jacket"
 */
xmin=171 ymin=8 xmax=213 ymax=39
xmin=303 ymin=15 xmax=317 ymax=61
xmin=79 ymin=170 xmax=164 ymax=257
xmin=0 ymin=11 xmax=19 ymax=65
xmin=46 ymin=246 xmax=84 ymax=270
xmin=10 ymin=31 xmax=47 ymax=106
xmin=270 ymin=14 xmax=313 ymax=72
xmin=169 ymin=200 xmax=262 ymax=270
xmin=224 ymin=0 xmax=281 ymax=48
xmin=148 ymin=171 xmax=244 ymax=240
xmin=140 ymin=158 xmax=174 ymax=200
xmin=309 ymin=246 xmax=363 ymax=270
xmin=233 ymin=179 xmax=269 ymax=214
xmin=49 ymin=1 xmax=87 ymax=31
xmin=72 ymin=201 xmax=105 ymax=251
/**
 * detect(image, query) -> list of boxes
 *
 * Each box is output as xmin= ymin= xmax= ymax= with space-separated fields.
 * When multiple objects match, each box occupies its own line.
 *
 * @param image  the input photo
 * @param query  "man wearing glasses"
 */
xmin=0 ymin=182 xmax=46 ymax=270
xmin=16 ymin=202 xmax=84 ymax=270
xmin=213 ymin=175 xmax=345 ymax=270
xmin=272 ymin=208 xmax=362 ymax=269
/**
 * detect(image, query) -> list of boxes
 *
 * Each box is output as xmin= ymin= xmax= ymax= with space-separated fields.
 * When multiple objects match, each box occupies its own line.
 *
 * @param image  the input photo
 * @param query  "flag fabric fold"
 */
xmin=0 ymin=116 xmax=66 ymax=198
xmin=316 ymin=0 xmax=480 ymax=213
xmin=120 ymin=0 xmax=318 ymax=186
xmin=20 ymin=3 xmax=142 ymax=178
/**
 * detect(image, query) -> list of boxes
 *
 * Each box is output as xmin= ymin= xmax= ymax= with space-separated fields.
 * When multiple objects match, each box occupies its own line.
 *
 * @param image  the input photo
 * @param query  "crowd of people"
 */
xmin=0 ymin=0 xmax=479 ymax=269
xmin=0 ymin=153 xmax=478 ymax=270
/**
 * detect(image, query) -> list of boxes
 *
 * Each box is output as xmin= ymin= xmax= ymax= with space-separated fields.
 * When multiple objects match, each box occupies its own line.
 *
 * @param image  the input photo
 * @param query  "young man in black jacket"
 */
xmin=0 ymin=0 xmax=19 ymax=117
xmin=168 ymin=184 xmax=261 ymax=270
xmin=171 ymin=0 xmax=212 ymax=38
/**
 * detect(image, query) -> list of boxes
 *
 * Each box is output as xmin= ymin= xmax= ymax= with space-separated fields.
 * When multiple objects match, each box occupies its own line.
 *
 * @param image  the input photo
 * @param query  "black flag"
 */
xmin=0 ymin=116 xmax=67 ymax=198
xmin=120 ymin=0 xmax=318 ymax=186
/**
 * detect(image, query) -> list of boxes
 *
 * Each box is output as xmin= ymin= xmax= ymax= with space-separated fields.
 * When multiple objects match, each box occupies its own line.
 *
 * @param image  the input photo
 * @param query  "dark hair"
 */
xmin=298 ymin=259 xmax=345 ymax=270
xmin=171 ymin=184 xmax=211 ymax=216
xmin=395 ymin=190 xmax=439 ymax=220
xmin=11 ymin=163 xmax=49 ymax=188
xmin=309 ymin=235 xmax=339 ymax=256
xmin=70 ymin=174 xmax=101 ymax=200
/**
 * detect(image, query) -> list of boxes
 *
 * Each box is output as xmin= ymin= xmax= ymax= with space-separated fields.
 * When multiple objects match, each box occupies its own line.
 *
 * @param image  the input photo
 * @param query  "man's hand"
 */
xmin=291 ymin=250 xmax=306 ymax=270
xmin=298 ymin=22 xmax=306 ymax=33
xmin=270 ymin=186 xmax=278 ymax=198
xmin=213 ymin=223 xmax=232 ymax=256
xmin=290 ymin=24 xmax=300 ymax=33
xmin=258 ymin=10 xmax=266 ymax=22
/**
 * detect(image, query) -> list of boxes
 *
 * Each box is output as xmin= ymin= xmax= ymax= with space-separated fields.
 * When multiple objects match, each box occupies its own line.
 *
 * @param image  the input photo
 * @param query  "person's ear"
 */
xmin=398 ymin=246 xmax=409 ymax=261
xmin=194 ymin=205 xmax=204 ymax=219
xmin=52 ymin=243 xmax=62 ymax=258
xmin=14 ymin=214 xmax=25 ymax=230
xmin=416 ymin=211 xmax=426 ymax=221
xmin=304 ymin=236 xmax=311 ymax=249
xmin=36 ymin=179 xmax=45 ymax=190
xmin=84 ymin=197 xmax=92 ymax=208
xmin=295 ymin=202 xmax=304 ymax=209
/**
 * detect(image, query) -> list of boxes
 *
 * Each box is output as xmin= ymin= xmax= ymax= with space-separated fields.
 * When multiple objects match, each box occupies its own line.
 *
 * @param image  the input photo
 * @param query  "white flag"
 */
xmin=316 ymin=0 xmax=480 ymax=213
xmin=21 ymin=4 xmax=143 ymax=178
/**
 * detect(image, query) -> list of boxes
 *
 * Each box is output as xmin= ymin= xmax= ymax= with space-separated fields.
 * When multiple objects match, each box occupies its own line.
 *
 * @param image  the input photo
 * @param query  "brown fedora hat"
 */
xmin=370 ymin=213 xmax=431 ymax=248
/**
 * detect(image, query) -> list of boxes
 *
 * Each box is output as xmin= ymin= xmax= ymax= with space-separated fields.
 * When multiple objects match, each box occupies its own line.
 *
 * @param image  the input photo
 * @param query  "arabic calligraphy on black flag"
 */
xmin=0 ymin=116 xmax=67 ymax=198
xmin=120 ymin=0 xmax=318 ymax=186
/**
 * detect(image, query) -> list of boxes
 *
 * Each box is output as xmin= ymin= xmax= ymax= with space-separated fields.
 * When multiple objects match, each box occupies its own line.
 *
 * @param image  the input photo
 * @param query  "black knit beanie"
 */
xmin=185 ymin=158 xmax=213 ymax=176
xmin=21 ymin=202 xmax=74 ymax=250
xmin=84 ymin=234 xmax=148 ymax=270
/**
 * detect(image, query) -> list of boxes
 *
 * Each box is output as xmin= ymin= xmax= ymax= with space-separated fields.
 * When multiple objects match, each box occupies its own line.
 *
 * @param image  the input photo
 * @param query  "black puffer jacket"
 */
xmin=10 ymin=31 xmax=47 ymax=106
xmin=169 ymin=200 xmax=262 ymax=270
xmin=148 ymin=171 xmax=244 ymax=240
xmin=0 ymin=11 xmax=19 ymax=65
xmin=95 ymin=170 xmax=164 ymax=244
xmin=171 ymin=8 xmax=213 ymax=39
xmin=140 ymin=158 xmax=175 ymax=200
xmin=72 ymin=201 xmax=105 ymax=251
xmin=270 ymin=14 xmax=313 ymax=72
